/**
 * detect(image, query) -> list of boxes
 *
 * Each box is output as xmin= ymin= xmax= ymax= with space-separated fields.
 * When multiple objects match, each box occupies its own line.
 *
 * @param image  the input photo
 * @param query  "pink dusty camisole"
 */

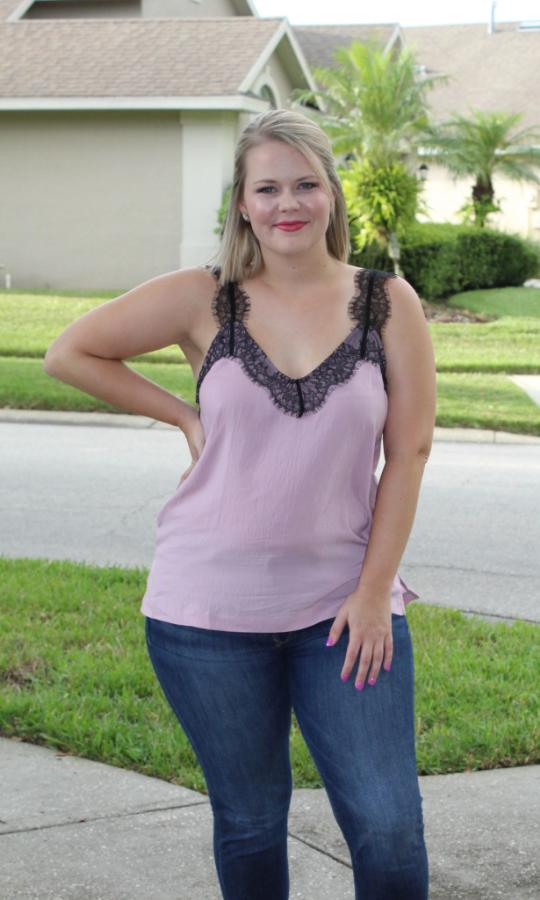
xmin=140 ymin=265 xmax=420 ymax=632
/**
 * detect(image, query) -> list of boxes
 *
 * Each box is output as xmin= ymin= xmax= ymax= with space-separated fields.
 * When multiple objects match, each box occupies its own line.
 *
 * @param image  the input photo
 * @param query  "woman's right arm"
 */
xmin=43 ymin=266 xmax=214 ymax=432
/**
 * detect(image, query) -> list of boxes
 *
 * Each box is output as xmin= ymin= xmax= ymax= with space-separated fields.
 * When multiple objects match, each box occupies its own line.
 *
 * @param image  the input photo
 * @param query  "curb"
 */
xmin=1 ymin=408 xmax=540 ymax=443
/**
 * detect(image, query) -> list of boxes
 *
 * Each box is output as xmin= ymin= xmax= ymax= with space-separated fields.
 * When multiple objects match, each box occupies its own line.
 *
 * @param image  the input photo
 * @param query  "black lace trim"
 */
xmin=197 ymin=265 xmax=396 ymax=417
xmin=349 ymin=267 xmax=394 ymax=338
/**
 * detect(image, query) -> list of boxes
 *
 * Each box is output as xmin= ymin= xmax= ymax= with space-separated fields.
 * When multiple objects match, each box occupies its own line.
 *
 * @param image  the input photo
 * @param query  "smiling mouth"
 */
xmin=275 ymin=222 xmax=308 ymax=231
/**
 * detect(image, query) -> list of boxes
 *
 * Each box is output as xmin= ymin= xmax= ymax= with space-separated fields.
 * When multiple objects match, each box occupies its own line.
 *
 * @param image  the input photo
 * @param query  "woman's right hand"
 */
xmin=177 ymin=408 xmax=206 ymax=486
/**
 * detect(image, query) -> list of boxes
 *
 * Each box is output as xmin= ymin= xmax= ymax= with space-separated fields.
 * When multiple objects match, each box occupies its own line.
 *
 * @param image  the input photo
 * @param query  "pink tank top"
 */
xmin=140 ymin=265 xmax=419 ymax=632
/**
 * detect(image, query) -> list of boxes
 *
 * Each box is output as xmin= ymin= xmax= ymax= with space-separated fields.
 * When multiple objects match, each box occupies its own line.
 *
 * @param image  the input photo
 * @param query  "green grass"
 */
xmin=1 ymin=359 xmax=538 ymax=434
xmin=432 ymin=318 xmax=540 ymax=373
xmin=2 ymin=287 xmax=540 ymax=371
xmin=434 ymin=372 xmax=540 ymax=434
xmin=0 ymin=291 xmax=181 ymax=363
xmin=1 ymin=558 xmax=538 ymax=789
xmin=0 ymin=356 xmax=193 ymax=411
xmin=1 ymin=285 xmax=540 ymax=434
xmin=447 ymin=285 xmax=540 ymax=319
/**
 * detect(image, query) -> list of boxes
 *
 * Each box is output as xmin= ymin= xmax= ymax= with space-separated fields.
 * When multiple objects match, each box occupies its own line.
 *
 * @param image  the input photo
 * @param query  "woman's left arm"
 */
xmin=326 ymin=275 xmax=437 ymax=687
xmin=354 ymin=274 xmax=437 ymax=595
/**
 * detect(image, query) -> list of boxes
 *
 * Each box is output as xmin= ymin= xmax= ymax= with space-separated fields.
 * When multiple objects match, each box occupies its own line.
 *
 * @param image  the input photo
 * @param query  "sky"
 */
xmin=252 ymin=0 xmax=540 ymax=27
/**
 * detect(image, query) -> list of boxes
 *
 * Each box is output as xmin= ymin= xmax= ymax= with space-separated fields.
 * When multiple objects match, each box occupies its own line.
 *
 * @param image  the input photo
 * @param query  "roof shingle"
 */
xmin=0 ymin=16 xmax=287 ymax=97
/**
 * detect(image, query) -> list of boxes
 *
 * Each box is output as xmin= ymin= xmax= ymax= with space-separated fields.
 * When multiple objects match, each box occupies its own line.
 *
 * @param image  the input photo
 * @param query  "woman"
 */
xmin=44 ymin=108 xmax=436 ymax=899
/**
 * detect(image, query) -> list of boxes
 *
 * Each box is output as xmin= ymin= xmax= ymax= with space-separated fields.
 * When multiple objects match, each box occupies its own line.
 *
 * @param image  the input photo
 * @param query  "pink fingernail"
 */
xmin=384 ymin=663 xmax=391 ymax=672
xmin=326 ymin=637 xmax=335 ymax=646
xmin=341 ymin=673 xmax=349 ymax=682
xmin=355 ymin=681 xmax=364 ymax=691
xmin=368 ymin=677 xmax=377 ymax=686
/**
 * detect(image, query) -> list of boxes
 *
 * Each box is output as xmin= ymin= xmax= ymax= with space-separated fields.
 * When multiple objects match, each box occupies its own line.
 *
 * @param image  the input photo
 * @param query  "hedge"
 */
xmin=351 ymin=222 xmax=540 ymax=300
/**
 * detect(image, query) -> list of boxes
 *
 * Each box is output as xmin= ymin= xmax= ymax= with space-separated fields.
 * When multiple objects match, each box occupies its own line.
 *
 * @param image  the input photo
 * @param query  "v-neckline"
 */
xmin=232 ymin=267 xmax=366 ymax=383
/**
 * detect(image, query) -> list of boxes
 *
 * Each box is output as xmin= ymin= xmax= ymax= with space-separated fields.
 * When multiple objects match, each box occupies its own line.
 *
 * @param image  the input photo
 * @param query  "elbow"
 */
xmin=385 ymin=444 xmax=432 ymax=465
xmin=417 ymin=440 xmax=432 ymax=462
xmin=43 ymin=349 xmax=61 ymax=376
xmin=43 ymin=343 xmax=73 ymax=376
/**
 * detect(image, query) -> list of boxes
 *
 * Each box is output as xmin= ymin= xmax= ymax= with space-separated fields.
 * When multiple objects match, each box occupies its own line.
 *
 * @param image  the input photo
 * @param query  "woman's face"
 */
xmin=238 ymin=139 xmax=334 ymax=261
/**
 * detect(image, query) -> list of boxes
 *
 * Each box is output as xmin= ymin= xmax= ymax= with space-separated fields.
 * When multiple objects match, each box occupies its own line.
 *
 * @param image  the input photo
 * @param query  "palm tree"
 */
xmin=419 ymin=109 xmax=540 ymax=226
xmin=290 ymin=38 xmax=448 ymax=270
xmin=291 ymin=37 xmax=448 ymax=166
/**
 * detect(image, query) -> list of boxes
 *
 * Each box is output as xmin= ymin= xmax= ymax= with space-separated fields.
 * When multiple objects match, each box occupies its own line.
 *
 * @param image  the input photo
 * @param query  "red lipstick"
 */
xmin=275 ymin=221 xmax=307 ymax=232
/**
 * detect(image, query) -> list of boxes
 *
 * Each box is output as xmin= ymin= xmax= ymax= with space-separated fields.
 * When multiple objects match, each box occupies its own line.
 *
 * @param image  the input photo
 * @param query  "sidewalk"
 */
xmin=0 ymin=736 xmax=538 ymax=899
xmin=1 ymin=405 xmax=540 ymax=442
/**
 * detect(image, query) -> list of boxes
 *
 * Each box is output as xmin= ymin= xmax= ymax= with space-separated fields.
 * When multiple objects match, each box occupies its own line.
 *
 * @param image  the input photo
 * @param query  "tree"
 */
xmin=419 ymin=109 xmax=540 ymax=227
xmin=291 ymin=38 xmax=448 ymax=269
xmin=340 ymin=158 xmax=424 ymax=274
xmin=291 ymin=37 xmax=447 ymax=165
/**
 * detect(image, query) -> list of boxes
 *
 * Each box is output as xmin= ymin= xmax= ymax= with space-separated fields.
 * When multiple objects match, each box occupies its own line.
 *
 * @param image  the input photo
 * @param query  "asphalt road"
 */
xmin=1 ymin=416 xmax=539 ymax=624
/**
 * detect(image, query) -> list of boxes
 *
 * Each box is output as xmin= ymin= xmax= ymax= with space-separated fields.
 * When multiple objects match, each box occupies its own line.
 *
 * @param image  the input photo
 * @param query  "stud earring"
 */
xmin=242 ymin=212 xmax=250 ymax=222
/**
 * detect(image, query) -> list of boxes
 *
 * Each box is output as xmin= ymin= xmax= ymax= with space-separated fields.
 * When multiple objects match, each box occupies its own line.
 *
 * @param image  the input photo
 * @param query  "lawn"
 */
xmin=1 ymin=283 xmax=540 ymax=434
xmin=1 ymin=558 xmax=538 ymax=790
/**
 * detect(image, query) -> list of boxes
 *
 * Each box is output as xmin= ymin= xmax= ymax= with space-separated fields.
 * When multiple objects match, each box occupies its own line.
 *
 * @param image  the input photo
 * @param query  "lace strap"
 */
xmin=359 ymin=269 xmax=375 ymax=359
xmin=350 ymin=267 xmax=396 ymax=339
xmin=205 ymin=265 xmax=396 ymax=340
xmin=203 ymin=265 xmax=229 ymax=327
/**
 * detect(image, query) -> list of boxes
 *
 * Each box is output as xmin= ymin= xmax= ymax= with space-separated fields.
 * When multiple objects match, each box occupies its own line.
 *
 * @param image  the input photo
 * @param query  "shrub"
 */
xmin=394 ymin=223 xmax=540 ymax=300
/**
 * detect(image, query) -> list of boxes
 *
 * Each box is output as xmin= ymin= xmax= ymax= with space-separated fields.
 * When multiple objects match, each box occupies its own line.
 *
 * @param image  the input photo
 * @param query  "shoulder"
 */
xmin=151 ymin=265 xmax=225 ymax=343
xmin=186 ymin=263 xmax=223 ymax=294
xmin=379 ymin=274 xmax=436 ymax=395
xmin=160 ymin=263 xmax=221 ymax=301
xmin=179 ymin=263 xmax=224 ymax=305
xmin=382 ymin=273 xmax=427 ymax=339
xmin=351 ymin=267 xmax=402 ymax=333
xmin=353 ymin=268 xmax=423 ymax=335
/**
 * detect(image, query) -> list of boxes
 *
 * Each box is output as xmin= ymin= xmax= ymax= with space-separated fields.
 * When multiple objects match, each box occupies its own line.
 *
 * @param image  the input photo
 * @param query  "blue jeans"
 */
xmin=144 ymin=612 xmax=429 ymax=900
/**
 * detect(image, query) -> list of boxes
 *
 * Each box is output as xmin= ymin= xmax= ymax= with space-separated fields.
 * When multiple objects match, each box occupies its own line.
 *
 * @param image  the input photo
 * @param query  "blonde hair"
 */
xmin=209 ymin=108 xmax=350 ymax=284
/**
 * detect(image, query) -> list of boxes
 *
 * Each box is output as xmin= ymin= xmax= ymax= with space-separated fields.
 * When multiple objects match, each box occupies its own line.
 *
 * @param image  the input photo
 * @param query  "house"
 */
xmin=0 ymin=0 xmax=319 ymax=288
xmin=295 ymin=20 xmax=540 ymax=245
xmin=1 ymin=1 xmax=539 ymax=289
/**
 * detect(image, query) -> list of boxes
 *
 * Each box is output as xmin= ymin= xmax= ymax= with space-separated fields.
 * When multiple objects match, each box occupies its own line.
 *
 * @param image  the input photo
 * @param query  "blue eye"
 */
xmin=255 ymin=182 xmax=318 ymax=193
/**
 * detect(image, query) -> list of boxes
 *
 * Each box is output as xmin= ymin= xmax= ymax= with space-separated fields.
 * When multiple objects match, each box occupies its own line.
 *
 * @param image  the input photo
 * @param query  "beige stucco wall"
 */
xmin=143 ymin=0 xmax=238 ymax=18
xmin=0 ymin=33 xmax=301 ymax=291
xmin=23 ymin=0 xmax=238 ymax=20
xmin=177 ymin=110 xmax=237 ymax=271
xmin=1 ymin=111 xmax=186 ymax=290
xmin=0 ymin=109 xmax=260 ymax=290
xmin=418 ymin=161 xmax=540 ymax=240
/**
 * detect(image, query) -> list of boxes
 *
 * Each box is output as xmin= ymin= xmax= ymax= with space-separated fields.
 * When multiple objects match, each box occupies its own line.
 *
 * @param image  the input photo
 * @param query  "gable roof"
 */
xmin=2 ymin=6 xmax=539 ymax=133
xmin=400 ymin=22 xmax=540 ymax=130
xmin=292 ymin=22 xmax=400 ymax=70
xmin=0 ymin=14 xmax=316 ymax=109
xmin=292 ymin=20 xmax=540 ymax=133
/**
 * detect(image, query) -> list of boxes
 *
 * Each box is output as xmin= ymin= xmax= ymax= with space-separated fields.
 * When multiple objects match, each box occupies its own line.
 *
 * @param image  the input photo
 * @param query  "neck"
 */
xmin=257 ymin=247 xmax=342 ymax=292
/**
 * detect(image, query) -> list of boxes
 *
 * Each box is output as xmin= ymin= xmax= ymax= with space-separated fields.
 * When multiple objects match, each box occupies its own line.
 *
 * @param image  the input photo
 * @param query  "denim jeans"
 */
xmin=144 ymin=612 xmax=429 ymax=900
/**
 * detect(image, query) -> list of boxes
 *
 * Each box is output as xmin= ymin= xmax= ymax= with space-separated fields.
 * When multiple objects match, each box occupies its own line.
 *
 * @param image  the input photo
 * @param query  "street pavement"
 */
xmin=1 ymin=408 xmax=539 ymax=623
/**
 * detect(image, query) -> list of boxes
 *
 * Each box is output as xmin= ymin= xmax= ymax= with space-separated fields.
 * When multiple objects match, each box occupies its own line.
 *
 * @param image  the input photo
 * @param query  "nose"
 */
xmin=278 ymin=188 xmax=301 ymax=212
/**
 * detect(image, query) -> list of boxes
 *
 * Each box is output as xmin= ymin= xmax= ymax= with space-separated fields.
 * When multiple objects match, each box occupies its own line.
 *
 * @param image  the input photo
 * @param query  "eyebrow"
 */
xmin=253 ymin=175 xmax=318 ymax=184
